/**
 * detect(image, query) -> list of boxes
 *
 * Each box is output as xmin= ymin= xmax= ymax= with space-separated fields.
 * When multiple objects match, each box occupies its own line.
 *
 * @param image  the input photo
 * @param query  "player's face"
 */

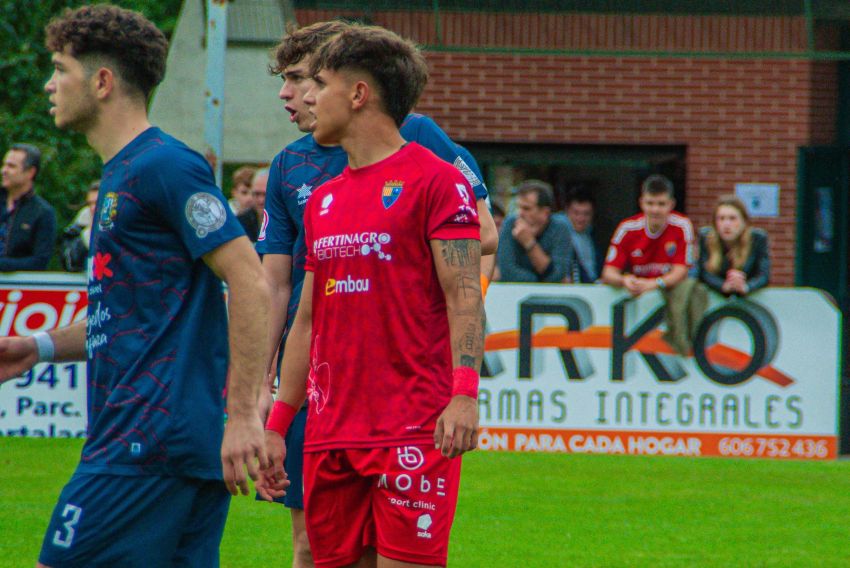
xmin=715 ymin=204 xmax=745 ymax=242
xmin=567 ymin=201 xmax=593 ymax=233
xmin=279 ymin=57 xmax=317 ymax=133
xmin=639 ymin=192 xmax=674 ymax=230
xmin=44 ymin=48 xmax=98 ymax=132
xmin=1 ymin=150 xmax=33 ymax=191
xmin=304 ymin=68 xmax=351 ymax=146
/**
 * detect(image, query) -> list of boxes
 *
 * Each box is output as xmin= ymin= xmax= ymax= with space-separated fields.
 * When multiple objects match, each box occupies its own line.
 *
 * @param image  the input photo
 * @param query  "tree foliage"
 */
xmin=0 ymin=0 xmax=183 ymax=236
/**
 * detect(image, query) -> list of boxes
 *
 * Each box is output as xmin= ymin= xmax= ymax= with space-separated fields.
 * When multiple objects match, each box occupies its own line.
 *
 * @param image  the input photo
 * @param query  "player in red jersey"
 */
xmin=256 ymin=25 xmax=484 ymax=568
xmin=601 ymin=174 xmax=695 ymax=296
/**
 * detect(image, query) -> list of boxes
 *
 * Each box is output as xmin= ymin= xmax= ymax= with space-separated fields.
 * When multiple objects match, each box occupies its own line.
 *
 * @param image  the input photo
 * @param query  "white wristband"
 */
xmin=32 ymin=331 xmax=55 ymax=363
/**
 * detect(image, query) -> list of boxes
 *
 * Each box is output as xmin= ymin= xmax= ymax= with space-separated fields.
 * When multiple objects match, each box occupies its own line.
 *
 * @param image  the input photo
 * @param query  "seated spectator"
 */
xmin=698 ymin=195 xmax=770 ymax=296
xmin=238 ymin=168 xmax=268 ymax=243
xmin=59 ymin=181 xmax=99 ymax=272
xmin=229 ymin=165 xmax=256 ymax=215
xmin=496 ymin=179 xmax=573 ymax=283
xmin=0 ymin=144 xmax=57 ymax=271
xmin=562 ymin=189 xmax=601 ymax=283
xmin=601 ymin=174 xmax=705 ymax=355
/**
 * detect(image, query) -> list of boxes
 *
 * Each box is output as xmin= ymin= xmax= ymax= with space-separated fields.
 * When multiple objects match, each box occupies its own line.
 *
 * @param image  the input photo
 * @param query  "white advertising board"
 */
xmin=479 ymin=284 xmax=840 ymax=460
xmin=0 ymin=273 xmax=87 ymax=438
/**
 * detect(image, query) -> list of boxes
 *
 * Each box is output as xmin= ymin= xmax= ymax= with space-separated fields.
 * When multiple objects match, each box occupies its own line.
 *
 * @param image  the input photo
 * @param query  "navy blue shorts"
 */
xmin=39 ymin=472 xmax=230 ymax=568
xmin=282 ymin=407 xmax=307 ymax=509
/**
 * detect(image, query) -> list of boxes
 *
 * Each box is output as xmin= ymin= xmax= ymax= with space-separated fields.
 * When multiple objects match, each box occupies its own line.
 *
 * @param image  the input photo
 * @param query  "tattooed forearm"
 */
xmin=432 ymin=238 xmax=485 ymax=371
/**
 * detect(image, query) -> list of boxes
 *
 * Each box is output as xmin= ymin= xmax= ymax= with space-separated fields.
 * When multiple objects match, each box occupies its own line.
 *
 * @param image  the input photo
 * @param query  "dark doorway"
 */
xmin=464 ymin=142 xmax=687 ymax=257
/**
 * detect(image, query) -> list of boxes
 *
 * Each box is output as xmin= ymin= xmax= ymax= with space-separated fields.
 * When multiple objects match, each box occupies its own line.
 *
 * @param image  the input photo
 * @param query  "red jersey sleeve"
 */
xmin=604 ymin=222 xmax=631 ymax=270
xmin=426 ymin=168 xmax=480 ymax=241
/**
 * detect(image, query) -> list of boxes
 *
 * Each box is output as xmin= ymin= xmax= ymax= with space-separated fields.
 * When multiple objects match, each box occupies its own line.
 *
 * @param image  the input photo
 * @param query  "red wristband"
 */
xmin=452 ymin=367 xmax=479 ymax=399
xmin=265 ymin=400 xmax=298 ymax=437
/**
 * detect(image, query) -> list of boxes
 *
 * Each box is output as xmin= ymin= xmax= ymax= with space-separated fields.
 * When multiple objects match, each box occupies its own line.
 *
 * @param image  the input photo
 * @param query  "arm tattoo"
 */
xmin=440 ymin=240 xmax=474 ymax=267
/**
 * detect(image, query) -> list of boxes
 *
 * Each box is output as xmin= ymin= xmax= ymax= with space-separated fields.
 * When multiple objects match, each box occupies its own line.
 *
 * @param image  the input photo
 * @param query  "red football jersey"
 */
xmin=302 ymin=143 xmax=480 ymax=452
xmin=604 ymin=212 xmax=695 ymax=278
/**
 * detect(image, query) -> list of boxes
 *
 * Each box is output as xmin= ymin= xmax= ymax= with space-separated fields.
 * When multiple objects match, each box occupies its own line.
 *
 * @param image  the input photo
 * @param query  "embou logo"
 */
xmin=325 ymin=276 xmax=370 ymax=296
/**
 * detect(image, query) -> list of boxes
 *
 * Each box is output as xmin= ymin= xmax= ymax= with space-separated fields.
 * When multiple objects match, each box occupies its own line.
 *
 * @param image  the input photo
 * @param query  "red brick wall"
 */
xmin=295 ymin=10 xmax=839 ymax=285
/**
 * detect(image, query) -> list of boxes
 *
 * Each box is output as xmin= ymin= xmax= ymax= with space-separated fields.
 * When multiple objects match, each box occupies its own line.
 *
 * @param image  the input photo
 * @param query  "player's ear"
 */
xmin=351 ymin=80 xmax=370 ymax=111
xmin=92 ymin=66 xmax=116 ymax=101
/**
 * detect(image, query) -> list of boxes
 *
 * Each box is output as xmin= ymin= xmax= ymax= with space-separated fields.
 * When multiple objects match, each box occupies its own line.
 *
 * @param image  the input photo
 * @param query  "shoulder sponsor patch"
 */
xmin=185 ymin=192 xmax=227 ymax=238
xmin=453 ymin=156 xmax=481 ymax=187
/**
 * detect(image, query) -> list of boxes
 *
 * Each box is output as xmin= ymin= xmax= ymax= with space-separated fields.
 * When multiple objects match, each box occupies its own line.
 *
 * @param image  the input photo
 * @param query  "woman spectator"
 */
xmin=698 ymin=195 xmax=770 ymax=296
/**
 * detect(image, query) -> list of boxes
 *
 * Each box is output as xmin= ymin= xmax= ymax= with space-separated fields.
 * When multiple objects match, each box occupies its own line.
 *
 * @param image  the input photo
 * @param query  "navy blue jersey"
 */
xmin=81 ymin=127 xmax=244 ymax=479
xmin=257 ymin=113 xmax=488 ymax=339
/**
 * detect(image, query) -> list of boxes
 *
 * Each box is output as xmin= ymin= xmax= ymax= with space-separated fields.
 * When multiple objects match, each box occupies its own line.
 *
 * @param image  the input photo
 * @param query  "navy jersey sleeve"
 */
xmin=144 ymin=147 xmax=244 ymax=260
xmin=401 ymin=114 xmax=488 ymax=200
xmin=256 ymin=152 xmax=297 ymax=256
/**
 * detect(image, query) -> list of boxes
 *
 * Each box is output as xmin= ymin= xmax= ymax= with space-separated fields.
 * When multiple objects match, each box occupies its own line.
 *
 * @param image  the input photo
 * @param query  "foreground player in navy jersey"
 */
xmin=0 ymin=6 xmax=271 ymax=567
xmin=257 ymin=21 xmax=496 ymax=567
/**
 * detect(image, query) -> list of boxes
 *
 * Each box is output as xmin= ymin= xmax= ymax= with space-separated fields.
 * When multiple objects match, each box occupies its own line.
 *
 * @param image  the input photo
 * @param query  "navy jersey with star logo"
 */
xmin=81 ymin=127 xmax=245 ymax=479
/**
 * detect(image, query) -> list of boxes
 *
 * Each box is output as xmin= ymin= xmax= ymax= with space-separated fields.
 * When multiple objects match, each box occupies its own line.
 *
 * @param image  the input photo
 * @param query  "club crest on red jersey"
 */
xmin=382 ymin=180 xmax=403 ymax=209
xmin=665 ymin=241 xmax=677 ymax=257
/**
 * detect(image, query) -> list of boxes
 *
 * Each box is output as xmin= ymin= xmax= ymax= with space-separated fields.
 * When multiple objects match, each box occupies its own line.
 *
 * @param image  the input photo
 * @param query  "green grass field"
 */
xmin=2 ymin=438 xmax=850 ymax=567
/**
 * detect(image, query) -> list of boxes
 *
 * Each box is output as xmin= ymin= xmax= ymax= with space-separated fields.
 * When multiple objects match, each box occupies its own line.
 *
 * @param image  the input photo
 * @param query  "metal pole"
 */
xmin=204 ymin=0 xmax=227 ymax=188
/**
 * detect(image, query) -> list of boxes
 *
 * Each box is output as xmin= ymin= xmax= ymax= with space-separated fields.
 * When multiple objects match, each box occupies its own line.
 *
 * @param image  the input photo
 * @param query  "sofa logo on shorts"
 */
xmin=314 ymin=232 xmax=393 ymax=262
xmin=416 ymin=514 xmax=433 ymax=539
xmin=397 ymin=446 xmax=425 ymax=471
xmin=325 ymin=276 xmax=370 ymax=296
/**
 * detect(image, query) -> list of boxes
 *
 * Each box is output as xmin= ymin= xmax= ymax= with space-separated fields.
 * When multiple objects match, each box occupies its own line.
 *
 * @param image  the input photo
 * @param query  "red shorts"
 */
xmin=303 ymin=445 xmax=462 ymax=567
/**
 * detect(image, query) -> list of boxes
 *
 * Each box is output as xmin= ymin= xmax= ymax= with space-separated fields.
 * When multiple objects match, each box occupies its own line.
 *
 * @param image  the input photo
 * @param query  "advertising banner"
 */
xmin=479 ymin=284 xmax=840 ymax=460
xmin=0 ymin=273 xmax=88 ymax=438
xmin=0 ymin=274 xmax=842 ymax=461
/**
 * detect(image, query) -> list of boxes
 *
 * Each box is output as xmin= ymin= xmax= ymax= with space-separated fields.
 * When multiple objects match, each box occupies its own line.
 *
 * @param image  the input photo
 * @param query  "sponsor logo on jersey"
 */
xmin=397 ymin=446 xmax=425 ymax=471
xmin=453 ymin=156 xmax=481 ymax=187
xmin=631 ymin=249 xmax=643 ymax=257
xmin=98 ymin=192 xmax=118 ymax=230
xmin=314 ymin=232 xmax=393 ymax=262
xmin=91 ymin=252 xmax=113 ymax=282
xmin=325 ymin=275 xmax=371 ymax=296
xmin=665 ymin=241 xmax=677 ymax=257
xmin=319 ymin=193 xmax=333 ymax=216
xmin=185 ymin=192 xmax=227 ymax=238
xmin=417 ymin=513 xmax=433 ymax=539
xmin=296 ymin=183 xmax=313 ymax=206
xmin=382 ymin=180 xmax=403 ymax=209
xmin=258 ymin=210 xmax=269 ymax=241
xmin=454 ymin=183 xmax=478 ymax=220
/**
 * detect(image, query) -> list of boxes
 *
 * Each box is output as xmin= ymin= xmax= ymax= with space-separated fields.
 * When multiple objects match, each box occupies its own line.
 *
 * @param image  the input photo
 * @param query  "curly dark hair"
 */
xmin=270 ymin=20 xmax=352 ymax=75
xmin=45 ymin=4 xmax=168 ymax=100
xmin=309 ymin=26 xmax=428 ymax=127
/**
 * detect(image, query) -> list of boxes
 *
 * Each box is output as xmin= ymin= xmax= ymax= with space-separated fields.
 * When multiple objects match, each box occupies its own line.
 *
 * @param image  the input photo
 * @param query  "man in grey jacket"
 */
xmin=496 ymin=179 xmax=573 ymax=283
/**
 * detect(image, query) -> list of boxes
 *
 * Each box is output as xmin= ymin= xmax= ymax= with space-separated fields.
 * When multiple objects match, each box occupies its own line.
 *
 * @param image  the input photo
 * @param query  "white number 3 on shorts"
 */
xmin=53 ymin=504 xmax=83 ymax=548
